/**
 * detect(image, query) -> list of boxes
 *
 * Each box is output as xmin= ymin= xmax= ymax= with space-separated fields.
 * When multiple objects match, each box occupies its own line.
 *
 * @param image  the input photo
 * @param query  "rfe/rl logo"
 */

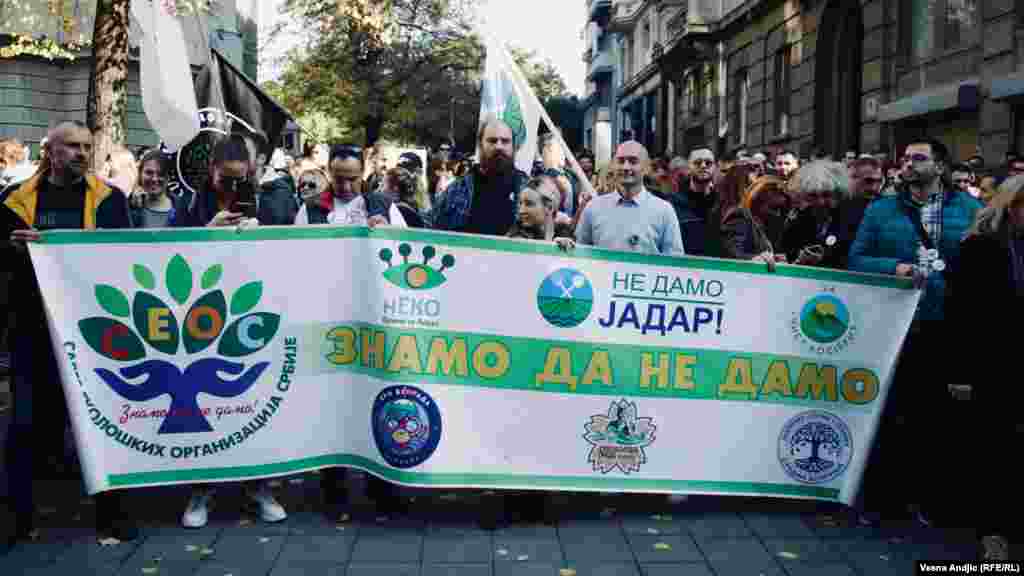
xmin=78 ymin=255 xmax=280 ymax=434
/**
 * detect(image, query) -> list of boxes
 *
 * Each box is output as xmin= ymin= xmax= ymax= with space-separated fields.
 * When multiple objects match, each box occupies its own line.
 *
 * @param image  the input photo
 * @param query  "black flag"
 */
xmin=194 ymin=48 xmax=291 ymax=156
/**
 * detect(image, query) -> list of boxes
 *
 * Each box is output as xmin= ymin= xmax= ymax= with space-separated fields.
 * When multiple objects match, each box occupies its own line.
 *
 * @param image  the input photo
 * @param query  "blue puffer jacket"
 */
xmin=848 ymin=184 xmax=983 ymax=323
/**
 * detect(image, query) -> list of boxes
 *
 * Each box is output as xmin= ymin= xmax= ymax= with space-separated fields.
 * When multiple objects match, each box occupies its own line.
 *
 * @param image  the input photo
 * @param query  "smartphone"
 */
xmin=229 ymin=179 xmax=258 ymax=219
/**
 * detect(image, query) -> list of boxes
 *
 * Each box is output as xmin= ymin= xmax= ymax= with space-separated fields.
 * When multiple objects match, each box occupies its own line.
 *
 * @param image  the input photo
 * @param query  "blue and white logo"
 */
xmin=778 ymin=410 xmax=853 ymax=485
xmin=372 ymin=385 xmax=442 ymax=469
xmin=537 ymin=268 xmax=594 ymax=328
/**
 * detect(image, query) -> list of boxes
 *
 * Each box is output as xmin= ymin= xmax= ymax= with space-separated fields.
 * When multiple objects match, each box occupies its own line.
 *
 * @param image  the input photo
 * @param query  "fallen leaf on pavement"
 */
xmin=777 ymin=551 xmax=799 ymax=559
xmin=98 ymin=537 xmax=121 ymax=547
xmin=653 ymin=542 xmax=672 ymax=551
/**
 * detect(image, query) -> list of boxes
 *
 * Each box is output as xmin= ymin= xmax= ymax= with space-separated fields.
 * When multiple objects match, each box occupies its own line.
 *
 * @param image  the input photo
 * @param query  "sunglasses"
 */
xmin=901 ymin=153 xmax=932 ymax=164
xmin=330 ymin=144 xmax=363 ymax=162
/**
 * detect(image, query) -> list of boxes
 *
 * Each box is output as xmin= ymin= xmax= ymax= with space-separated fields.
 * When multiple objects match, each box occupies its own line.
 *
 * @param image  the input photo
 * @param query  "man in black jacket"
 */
xmin=658 ymin=147 xmax=720 ymax=256
xmin=2 ymin=121 xmax=137 ymax=547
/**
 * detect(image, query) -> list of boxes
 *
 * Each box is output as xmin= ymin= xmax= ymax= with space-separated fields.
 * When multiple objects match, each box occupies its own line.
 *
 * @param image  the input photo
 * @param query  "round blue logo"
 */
xmin=778 ymin=410 xmax=853 ymax=485
xmin=371 ymin=385 xmax=442 ymax=469
xmin=537 ymin=268 xmax=594 ymax=328
xmin=798 ymin=294 xmax=850 ymax=344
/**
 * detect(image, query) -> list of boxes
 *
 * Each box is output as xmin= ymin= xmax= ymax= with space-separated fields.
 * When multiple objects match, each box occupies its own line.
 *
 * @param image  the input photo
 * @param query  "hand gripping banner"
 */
xmin=28 ymin=227 xmax=919 ymax=503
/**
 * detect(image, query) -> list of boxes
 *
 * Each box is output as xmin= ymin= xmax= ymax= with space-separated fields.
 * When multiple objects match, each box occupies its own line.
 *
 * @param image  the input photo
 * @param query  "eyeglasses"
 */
xmin=330 ymin=144 xmax=363 ymax=162
xmin=901 ymin=153 xmax=932 ymax=164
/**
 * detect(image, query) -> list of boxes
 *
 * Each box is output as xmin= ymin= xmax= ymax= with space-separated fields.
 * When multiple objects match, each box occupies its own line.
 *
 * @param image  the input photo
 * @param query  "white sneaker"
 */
xmin=182 ymin=488 xmax=215 ymax=528
xmin=246 ymin=484 xmax=287 ymax=523
xmin=667 ymin=494 xmax=689 ymax=504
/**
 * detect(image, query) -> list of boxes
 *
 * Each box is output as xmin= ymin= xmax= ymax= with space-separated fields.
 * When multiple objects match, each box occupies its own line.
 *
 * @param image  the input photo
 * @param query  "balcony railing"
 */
xmin=667 ymin=0 xmax=720 ymax=42
xmin=608 ymin=0 xmax=646 ymax=33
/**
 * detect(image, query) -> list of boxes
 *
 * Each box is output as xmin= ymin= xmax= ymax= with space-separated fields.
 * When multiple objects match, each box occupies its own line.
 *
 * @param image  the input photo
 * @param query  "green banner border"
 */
xmin=36 ymin=226 xmax=912 ymax=290
xmin=107 ymin=454 xmax=839 ymax=500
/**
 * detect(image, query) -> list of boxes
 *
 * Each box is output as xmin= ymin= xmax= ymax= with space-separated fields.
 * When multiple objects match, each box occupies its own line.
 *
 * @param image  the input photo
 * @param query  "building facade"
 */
xmin=583 ymin=0 xmax=617 ymax=168
xmin=603 ymin=0 xmax=1024 ymax=168
xmin=0 ymin=0 xmax=260 ymax=156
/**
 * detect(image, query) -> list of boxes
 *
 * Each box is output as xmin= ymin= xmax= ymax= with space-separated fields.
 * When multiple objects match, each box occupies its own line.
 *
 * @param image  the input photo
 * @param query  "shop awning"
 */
xmin=877 ymin=80 xmax=979 ymax=123
xmin=990 ymin=72 xmax=1024 ymax=100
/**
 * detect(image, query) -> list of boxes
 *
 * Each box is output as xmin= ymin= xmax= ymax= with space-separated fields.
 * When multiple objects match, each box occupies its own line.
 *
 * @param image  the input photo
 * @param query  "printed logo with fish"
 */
xmin=371 ymin=385 xmax=442 ymax=469
xmin=791 ymin=288 xmax=857 ymax=355
xmin=583 ymin=399 xmax=656 ymax=474
xmin=379 ymin=242 xmax=456 ymax=328
xmin=68 ymin=254 xmax=295 ymax=461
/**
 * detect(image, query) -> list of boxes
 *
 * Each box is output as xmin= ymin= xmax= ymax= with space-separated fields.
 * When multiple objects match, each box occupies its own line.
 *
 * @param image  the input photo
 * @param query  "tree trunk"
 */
xmin=364 ymin=115 xmax=384 ymax=148
xmin=88 ymin=0 xmax=130 ymax=174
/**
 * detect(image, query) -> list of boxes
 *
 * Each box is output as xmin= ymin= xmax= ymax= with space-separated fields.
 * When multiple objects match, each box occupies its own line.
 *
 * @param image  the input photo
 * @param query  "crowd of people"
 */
xmin=2 ymin=117 xmax=1021 ymax=560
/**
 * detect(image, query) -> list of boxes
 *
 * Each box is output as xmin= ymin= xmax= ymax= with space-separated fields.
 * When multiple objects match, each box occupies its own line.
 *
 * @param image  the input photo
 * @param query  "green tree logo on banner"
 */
xmin=78 ymin=255 xmax=280 ymax=434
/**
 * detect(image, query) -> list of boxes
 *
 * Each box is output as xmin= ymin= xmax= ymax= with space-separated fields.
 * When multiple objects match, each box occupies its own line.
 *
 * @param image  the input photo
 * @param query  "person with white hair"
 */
xmin=781 ymin=160 xmax=848 ymax=267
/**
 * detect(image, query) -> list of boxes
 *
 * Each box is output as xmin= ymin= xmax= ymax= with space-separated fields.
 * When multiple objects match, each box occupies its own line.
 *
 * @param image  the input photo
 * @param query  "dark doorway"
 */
xmin=814 ymin=0 xmax=863 ymax=158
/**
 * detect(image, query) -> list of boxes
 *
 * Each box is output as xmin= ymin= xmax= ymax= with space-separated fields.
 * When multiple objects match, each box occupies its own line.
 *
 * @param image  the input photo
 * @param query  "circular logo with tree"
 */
xmin=536 ymin=268 xmax=594 ymax=328
xmin=798 ymin=294 xmax=850 ymax=344
xmin=778 ymin=410 xmax=853 ymax=485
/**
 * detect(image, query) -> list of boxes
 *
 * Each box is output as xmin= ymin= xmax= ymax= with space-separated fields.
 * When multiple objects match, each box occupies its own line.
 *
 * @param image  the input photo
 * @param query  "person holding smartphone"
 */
xmin=171 ymin=134 xmax=260 ymax=229
xmin=169 ymin=134 xmax=286 ymax=528
xmin=782 ymin=160 xmax=846 ymax=268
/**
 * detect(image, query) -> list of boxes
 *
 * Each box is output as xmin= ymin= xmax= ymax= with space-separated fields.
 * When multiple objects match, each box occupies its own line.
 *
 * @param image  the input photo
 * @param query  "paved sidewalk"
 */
xmin=0 ymin=469 xmax=988 ymax=576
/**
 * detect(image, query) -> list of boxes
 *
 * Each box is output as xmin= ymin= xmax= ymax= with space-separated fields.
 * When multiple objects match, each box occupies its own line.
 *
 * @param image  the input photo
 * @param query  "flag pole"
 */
xmin=193 ymin=10 xmax=226 ymax=128
xmin=497 ymin=39 xmax=596 ymax=200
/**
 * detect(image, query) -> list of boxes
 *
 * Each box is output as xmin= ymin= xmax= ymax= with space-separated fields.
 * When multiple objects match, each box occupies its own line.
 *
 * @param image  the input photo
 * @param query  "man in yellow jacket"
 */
xmin=2 ymin=121 xmax=136 ymax=548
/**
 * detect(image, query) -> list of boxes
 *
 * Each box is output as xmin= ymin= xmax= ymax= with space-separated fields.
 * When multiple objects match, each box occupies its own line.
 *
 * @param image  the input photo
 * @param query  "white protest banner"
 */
xmin=29 ymin=227 xmax=919 ymax=504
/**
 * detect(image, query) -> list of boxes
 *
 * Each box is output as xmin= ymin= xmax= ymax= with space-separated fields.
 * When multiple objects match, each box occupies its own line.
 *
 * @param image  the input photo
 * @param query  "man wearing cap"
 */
xmin=255 ymin=144 xmax=298 ymax=226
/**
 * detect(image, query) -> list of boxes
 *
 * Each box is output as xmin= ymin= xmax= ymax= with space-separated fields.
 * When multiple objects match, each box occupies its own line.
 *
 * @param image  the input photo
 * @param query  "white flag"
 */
xmin=478 ymin=28 xmax=596 ymax=201
xmin=131 ymin=0 xmax=200 ymax=150
xmin=479 ymin=32 xmax=541 ymax=173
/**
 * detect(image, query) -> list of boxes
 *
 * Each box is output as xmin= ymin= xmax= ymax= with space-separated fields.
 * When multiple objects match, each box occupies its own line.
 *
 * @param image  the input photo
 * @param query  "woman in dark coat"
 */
xmin=721 ymin=175 xmax=791 ymax=267
xmin=947 ymin=174 xmax=1024 ymax=559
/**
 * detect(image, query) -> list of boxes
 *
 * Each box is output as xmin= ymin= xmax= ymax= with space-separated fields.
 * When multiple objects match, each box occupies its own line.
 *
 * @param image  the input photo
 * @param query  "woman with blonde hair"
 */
xmin=946 ymin=174 xmax=1024 ymax=560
